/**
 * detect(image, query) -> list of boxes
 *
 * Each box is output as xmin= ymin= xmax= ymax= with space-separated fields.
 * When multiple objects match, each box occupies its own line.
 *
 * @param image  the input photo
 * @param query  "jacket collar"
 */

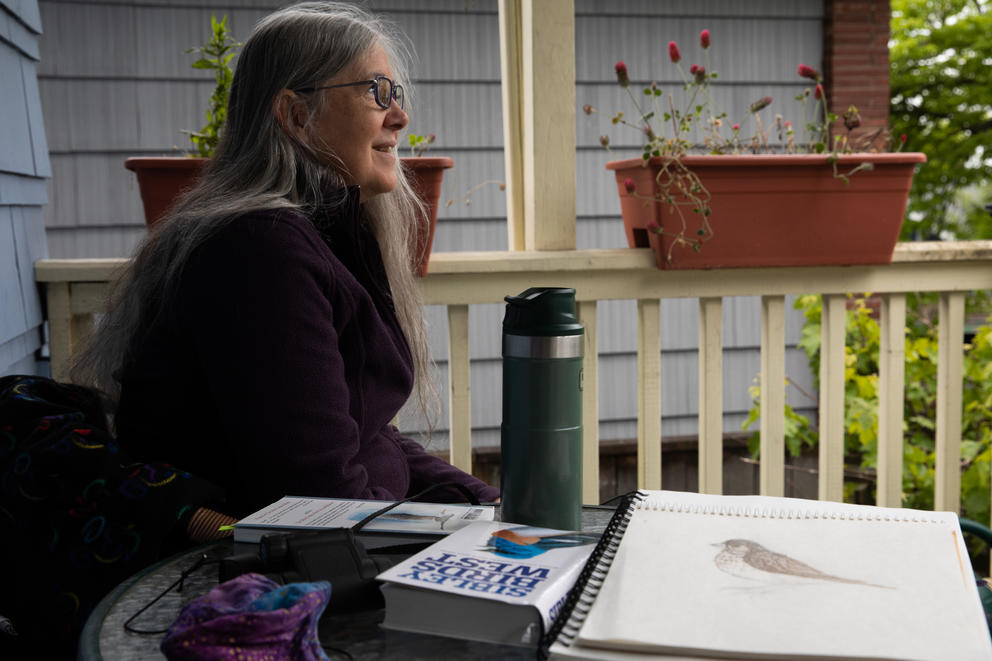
xmin=310 ymin=185 xmax=393 ymax=311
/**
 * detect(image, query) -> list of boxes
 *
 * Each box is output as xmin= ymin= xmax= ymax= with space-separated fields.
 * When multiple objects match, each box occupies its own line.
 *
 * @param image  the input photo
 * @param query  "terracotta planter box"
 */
xmin=401 ymin=156 xmax=453 ymax=276
xmin=608 ymin=153 xmax=926 ymax=270
xmin=124 ymin=155 xmax=452 ymax=276
xmin=124 ymin=157 xmax=206 ymax=229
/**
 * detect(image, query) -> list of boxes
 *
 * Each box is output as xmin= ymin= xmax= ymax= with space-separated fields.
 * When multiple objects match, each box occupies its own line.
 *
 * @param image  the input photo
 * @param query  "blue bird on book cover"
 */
xmin=483 ymin=526 xmax=600 ymax=559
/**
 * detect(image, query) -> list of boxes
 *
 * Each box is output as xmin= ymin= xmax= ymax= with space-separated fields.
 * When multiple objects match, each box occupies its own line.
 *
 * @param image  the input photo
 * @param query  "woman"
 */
xmin=72 ymin=2 xmax=499 ymax=517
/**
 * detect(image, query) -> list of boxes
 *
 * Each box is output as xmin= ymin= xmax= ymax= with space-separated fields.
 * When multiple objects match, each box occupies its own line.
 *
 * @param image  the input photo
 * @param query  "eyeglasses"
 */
xmin=296 ymin=75 xmax=404 ymax=110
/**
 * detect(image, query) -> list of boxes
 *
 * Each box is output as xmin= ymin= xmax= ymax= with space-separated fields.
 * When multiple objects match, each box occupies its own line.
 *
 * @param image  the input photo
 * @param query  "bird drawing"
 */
xmin=712 ymin=539 xmax=892 ymax=589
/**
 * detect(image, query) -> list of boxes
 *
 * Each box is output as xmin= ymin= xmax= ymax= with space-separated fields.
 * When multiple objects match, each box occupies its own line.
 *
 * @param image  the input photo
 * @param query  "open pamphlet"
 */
xmin=232 ymin=495 xmax=494 ymax=544
xmin=377 ymin=520 xmax=599 ymax=647
xmin=546 ymin=490 xmax=992 ymax=661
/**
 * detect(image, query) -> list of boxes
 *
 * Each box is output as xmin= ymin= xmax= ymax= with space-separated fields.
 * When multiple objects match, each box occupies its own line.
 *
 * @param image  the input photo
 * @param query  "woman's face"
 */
xmin=307 ymin=44 xmax=409 ymax=202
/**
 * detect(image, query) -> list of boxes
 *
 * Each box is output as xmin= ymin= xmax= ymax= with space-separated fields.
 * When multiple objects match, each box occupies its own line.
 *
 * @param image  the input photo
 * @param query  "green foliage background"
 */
xmin=890 ymin=0 xmax=992 ymax=241
xmin=744 ymin=297 xmax=992 ymax=524
xmin=739 ymin=0 xmax=992 ymax=553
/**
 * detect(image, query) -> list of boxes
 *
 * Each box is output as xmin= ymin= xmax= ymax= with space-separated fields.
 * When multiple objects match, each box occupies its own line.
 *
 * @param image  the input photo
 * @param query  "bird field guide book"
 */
xmin=376 ymin=520 xmax=600 ymax=647
xmin=546 ymin=490 xmax=992 ymax=661
xmin=232 ymin=496 xmax=494 ymax=544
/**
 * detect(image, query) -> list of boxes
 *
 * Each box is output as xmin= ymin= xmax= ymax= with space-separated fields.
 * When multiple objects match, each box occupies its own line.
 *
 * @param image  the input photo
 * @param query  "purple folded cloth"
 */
xmin=161 ymin=573 xmax=330 ymax=660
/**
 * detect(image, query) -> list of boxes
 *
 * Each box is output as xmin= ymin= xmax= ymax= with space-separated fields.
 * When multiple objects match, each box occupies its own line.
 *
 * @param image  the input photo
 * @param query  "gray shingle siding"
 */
xmin=35 ymin=0 xmax=820 ymax=443
xmin=1 ymin=0 xmax=49 ymax=377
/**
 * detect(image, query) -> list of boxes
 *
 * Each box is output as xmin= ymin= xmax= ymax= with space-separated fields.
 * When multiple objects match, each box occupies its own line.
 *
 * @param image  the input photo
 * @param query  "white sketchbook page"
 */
xmin=237 ymin=496 xmax=493 ymax=534
xmin=550 ymin=640 xmax=726 ymax=661
xmin=577 ymin=496 xmax=991 ymax=661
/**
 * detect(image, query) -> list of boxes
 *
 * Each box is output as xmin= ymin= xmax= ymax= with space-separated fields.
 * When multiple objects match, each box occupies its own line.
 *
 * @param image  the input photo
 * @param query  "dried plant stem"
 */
xmin=668 ymin=95 xmax=680 ymax=142
xmin=830 ymin=159 xmax=875 ymax=185
xmin=637 ymin=157 xmax=714 ymax=263
xmin=445 ymin=179 xmax=505 ymax=207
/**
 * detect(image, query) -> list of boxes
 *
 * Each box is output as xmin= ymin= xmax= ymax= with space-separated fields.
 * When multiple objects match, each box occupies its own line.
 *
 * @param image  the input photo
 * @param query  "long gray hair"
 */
xmin=72 ymin=1 xmax=437 ymax=425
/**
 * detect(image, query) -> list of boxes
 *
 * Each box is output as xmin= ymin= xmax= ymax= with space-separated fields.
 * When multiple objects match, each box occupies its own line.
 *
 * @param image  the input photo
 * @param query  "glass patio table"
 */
xmin=77 ymin=505 xmax=618 ymax=660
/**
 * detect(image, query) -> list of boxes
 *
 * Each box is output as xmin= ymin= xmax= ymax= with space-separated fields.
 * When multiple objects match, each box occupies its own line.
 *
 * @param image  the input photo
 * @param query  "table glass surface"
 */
xmin=80 ymin=506 xmax=618 ymax=660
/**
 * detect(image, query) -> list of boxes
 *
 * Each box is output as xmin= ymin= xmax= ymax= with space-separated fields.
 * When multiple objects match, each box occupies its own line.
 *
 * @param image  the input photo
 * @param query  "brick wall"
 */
xmin=823 ymin=0 xmax=892 ymax=150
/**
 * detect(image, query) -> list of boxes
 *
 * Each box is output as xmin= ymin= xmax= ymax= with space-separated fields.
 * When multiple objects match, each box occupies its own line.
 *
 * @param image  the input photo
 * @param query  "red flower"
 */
xmin=689 ymin=64 xmax=698 ymax=74
xmin=732 ymin=123 xmax=740 ymax=131
xmin=693 ymin=66 xmax=706 ymax=83
xmin=900 ymin=133 xmax=908 ymax=143
xmin=797 ymin=63 xmax=820 ymax=81
xmin=749 ymin=96 xmax=773 ymax=113
xmin=668 ymin=41 xmax=681 ymax=64
xmin=645 ymin=221 xmax=661 ymax=233
xmin=700 ymin=29 xmax=710 ymax=49
xmin=615 ymin=61 xmax=630 ymax=88
xmin=814 ymin=84 xmax=824 ymax=100
xmin=623 ymin=178 xmax=637 ymax=194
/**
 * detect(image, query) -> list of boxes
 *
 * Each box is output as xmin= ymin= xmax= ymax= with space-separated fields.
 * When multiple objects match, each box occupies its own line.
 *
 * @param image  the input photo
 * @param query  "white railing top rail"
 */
xmin=34 ymin=240 xmax=992 ymax=521
xmin=35 ymin=241 xmax=992 ymax=289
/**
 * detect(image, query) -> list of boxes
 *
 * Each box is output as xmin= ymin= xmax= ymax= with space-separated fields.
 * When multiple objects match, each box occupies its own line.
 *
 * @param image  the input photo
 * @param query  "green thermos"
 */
xmin=500 ymin=287 xmax=583 ymax=530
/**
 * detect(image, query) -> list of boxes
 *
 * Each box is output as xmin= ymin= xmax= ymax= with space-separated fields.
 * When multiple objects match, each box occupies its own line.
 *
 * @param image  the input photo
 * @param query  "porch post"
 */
xmin=498 ymin=0 xmax=576 ymax=251
xmin=498 ymin=0 xmax=525 ymax=250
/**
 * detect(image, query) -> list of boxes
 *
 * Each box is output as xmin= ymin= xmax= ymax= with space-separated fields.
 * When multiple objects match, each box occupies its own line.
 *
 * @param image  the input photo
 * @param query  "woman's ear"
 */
xmin=273 ymin=89 xmax=309 ymax=143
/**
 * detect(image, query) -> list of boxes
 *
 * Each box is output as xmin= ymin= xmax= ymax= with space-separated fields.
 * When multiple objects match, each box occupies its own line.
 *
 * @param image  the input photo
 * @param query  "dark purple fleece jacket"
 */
xmin=115 ymin=191 xmax=498 ymax=516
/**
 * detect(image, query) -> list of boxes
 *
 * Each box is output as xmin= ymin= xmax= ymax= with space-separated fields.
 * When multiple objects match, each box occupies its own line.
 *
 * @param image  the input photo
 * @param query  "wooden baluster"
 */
xmin=877 ymin=293 xmax=906 ymax=507
xmin=935 ymin=291 xmax=965 ymax=513
xmin=819 ymin=294 xmax=846 ymax=502
xmin=759 ymin=295 xmax=786 ymax=497
xmin=447 ymin=304 xmax=472 ymax=474
xmin=70 ymin=308 xmax=94 ymax=366
xmin=46 ymin=282 xmax=72 ymax=382
xmin=637 ymin=299 xmax=661 ymax=489
xmin=578 ymin=300 xmax=599 ymax=505
xmin=698 ymin=297 xmax=723 ymax=495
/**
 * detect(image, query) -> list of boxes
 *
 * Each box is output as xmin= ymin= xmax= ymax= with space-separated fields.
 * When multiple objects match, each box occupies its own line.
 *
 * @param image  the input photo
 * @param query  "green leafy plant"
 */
xmin=408 ymin=133 xmax=436 ymax=157
xmin=586 ymin=29 xmax=900 ymax=260
xmin=183 ymin=15 xmax=241 ymax=158
xmin=890 ymin=0 xmax=992 ymax=242
xmin=743 ymin=294 xmax=992 ymax=525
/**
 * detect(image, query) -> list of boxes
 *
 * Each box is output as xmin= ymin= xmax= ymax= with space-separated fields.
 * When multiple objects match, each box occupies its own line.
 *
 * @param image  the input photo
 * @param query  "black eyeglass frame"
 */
xmin=295 ymin=75 xmax=404 ymax=110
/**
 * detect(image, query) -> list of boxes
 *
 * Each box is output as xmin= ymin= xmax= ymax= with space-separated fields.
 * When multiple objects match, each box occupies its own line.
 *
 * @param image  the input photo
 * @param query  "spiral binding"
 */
xmin=635 ymin=495 xmax=946 ymax=524
xmin=538 ymin=490 xmax=647 ymax=659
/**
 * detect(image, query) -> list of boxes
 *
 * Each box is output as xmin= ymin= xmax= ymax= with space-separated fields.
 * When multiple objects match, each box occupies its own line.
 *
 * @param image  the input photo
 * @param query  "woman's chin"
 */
xmin=358 ymin=179 xmax=397 ymax=202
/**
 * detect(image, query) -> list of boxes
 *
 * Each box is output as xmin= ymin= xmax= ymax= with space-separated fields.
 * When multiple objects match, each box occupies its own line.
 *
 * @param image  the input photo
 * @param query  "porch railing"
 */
xmin=35 ymin=240 xmax=992 ymax=514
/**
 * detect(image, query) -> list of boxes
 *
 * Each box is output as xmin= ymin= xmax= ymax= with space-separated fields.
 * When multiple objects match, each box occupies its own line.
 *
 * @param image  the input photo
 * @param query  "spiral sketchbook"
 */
xmin=544 ymin=490 xmax=992 ymax=661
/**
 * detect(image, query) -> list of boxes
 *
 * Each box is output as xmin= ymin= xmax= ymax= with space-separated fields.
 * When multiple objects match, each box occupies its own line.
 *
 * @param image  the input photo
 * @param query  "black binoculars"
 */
xmin=220 ymin=528 xmax=426 ymax=612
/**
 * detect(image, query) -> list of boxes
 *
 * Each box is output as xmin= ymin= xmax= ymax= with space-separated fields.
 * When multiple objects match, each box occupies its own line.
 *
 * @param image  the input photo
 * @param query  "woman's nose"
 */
xmin=386 ymin=102 xmax=408 ymax=130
